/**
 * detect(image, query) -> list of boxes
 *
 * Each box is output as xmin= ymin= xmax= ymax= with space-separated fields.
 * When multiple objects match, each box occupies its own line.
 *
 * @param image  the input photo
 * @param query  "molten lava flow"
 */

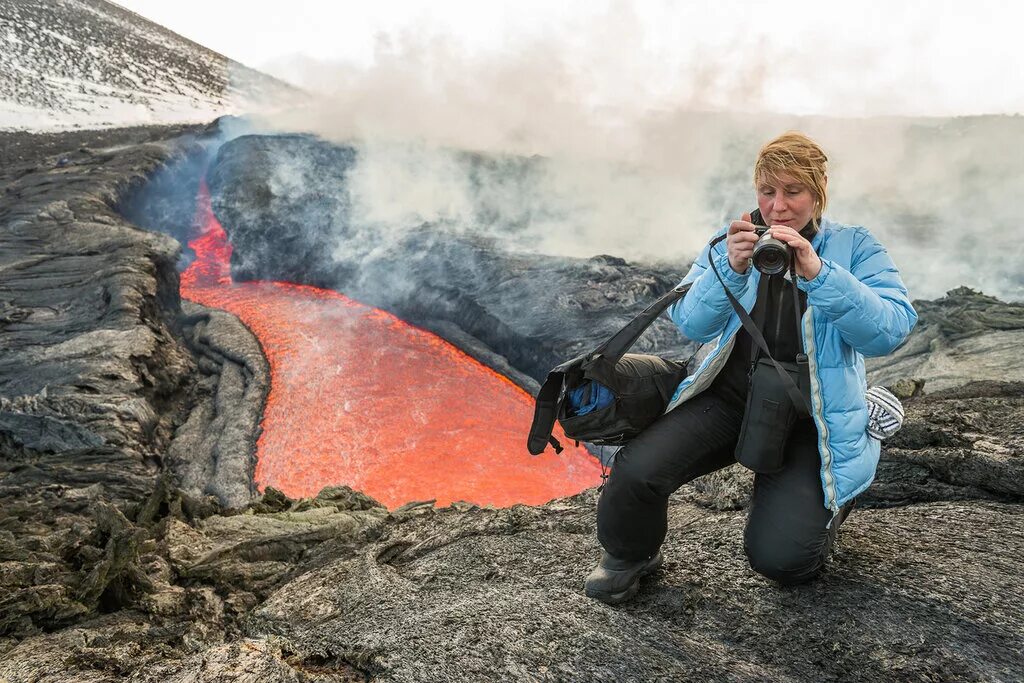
xmin=181 ymin=183 xmax=601 ymax=508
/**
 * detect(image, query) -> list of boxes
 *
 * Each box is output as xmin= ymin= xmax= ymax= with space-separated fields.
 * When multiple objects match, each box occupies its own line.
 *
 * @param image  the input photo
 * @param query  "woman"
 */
xmin=585 ymin=131 xmax=917 ymax=604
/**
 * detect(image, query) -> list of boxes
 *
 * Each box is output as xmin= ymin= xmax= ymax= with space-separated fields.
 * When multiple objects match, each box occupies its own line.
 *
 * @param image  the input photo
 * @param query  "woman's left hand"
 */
xmin=768 ymin=225 xmax=822 ymax=280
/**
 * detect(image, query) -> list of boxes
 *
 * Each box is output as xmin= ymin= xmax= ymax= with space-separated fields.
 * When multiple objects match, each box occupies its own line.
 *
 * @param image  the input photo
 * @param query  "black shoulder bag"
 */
xmin=526 ymin=282 xmax=693 ymax=455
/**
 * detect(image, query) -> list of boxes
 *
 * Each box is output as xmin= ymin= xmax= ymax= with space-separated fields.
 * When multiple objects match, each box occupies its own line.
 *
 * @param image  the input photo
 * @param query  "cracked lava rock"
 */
xmin=1 ymin=122 xmax=1023 ymax=682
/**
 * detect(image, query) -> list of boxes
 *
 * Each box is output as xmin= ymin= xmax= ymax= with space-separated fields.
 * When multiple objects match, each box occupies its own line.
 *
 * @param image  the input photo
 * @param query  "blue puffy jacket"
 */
xmin=664 ymin=218 xmax=918 ymax=515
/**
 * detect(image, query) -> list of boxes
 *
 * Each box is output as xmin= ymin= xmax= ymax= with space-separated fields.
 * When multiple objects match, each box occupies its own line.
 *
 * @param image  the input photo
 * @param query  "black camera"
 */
xmin=752 ymin=227 xmax=791 ymax=276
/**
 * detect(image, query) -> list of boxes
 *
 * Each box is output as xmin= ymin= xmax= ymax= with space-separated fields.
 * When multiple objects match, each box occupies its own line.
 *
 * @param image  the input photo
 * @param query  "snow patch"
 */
xmin=0 ymin=0 xmax=300 ymax=131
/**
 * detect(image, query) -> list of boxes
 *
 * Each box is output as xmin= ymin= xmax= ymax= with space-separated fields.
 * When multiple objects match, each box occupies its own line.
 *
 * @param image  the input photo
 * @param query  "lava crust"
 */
xmin=1 ymin=123 xmax=1023 ymax=682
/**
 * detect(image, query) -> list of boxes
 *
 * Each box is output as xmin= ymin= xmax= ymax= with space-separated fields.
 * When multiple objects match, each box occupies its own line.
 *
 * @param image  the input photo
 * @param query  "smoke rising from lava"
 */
xmin=245 ymin=23 xmax=1023 ymax=302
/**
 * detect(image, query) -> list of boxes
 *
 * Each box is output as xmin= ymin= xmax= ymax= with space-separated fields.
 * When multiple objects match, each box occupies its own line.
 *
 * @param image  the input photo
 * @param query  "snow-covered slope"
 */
xmin=0 ymin=0 xmax=299 ymax=130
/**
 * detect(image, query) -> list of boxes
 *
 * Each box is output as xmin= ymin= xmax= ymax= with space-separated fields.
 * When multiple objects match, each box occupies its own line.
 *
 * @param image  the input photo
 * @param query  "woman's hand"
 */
xmin=768 ymin=225 xmax=822 ymax=280
xmin=726 ymin=213 xmax=758 ymax=274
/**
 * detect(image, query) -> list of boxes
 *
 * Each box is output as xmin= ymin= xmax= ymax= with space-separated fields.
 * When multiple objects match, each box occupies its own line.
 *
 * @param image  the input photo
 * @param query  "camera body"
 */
xmin=752 ymin=227 xmax=791 ymax=276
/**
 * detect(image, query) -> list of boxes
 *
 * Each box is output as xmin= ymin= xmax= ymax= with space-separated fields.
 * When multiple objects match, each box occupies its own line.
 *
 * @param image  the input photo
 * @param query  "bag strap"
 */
xmin=527 ymin=281 xmax=693 ymax=456
xmin=707 ymin=234 xmax=812 ymax=415
xmin=593 ymin=282 xmax=692 ymax=363
xmin=527 ymin=370 xmax=567 ymax=455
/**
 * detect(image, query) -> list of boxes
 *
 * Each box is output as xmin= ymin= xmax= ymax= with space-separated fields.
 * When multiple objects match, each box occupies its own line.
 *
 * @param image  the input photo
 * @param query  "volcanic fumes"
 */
xmin=181 ymin=183 xmax=600 ymax=508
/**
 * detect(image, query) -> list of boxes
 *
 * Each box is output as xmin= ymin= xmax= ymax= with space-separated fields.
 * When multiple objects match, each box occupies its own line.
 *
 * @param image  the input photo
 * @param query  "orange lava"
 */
xmin=181 ymin=182 xmax=601 ymax=508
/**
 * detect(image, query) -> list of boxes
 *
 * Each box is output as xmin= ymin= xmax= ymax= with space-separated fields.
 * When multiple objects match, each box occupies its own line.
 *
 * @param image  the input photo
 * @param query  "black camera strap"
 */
xmin=747 ymin=257 xmax=806 ymax=366
xmin=747 ymin=274 xmax=771 ymax=366
xmin=707 ymin=234 xmax=812 ymax=415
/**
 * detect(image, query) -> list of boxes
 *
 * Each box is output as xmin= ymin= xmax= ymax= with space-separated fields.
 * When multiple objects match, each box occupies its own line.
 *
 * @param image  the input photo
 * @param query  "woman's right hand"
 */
xmin=727 ymin=213 xmax=759 ymax=274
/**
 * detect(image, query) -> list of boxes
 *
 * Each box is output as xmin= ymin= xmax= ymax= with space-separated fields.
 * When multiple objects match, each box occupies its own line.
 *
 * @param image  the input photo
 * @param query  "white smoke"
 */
xmin=244 ymin=16 xmax=1024 ymax=302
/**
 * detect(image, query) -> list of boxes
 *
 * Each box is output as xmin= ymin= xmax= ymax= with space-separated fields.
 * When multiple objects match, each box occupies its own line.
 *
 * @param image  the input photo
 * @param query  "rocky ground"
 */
xmin=0 ymin=124 xmax=1022 ymax=682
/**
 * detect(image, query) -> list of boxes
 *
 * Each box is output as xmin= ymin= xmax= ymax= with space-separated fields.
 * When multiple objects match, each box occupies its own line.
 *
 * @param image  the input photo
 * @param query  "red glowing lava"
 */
xmin=181 ymin=182 xmax=601 ymax=508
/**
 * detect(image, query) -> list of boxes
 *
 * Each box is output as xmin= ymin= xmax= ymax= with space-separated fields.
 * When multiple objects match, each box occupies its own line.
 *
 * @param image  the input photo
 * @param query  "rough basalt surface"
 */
xmin=0 ymin=124 xmax=1022 ymax=682
xmin=865 ymin=287 xmax=1024 ymax=393
xmin=0 ymin=123 xmax=268 ymax=656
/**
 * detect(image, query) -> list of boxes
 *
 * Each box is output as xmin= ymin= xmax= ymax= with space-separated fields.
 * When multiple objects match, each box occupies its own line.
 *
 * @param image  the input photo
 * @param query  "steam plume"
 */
xmin=245 ymin=22 xmax=1024 ymax=302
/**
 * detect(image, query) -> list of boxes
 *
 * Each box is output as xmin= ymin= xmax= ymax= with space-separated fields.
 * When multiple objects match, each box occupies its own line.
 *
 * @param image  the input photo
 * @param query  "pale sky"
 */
xmin=114 ymin=0 xmax=1024 ymax=117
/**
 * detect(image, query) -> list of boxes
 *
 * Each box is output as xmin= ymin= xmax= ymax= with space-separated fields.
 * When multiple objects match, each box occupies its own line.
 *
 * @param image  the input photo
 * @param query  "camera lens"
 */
xmin=752 ymin=236 xmax=789 ymax=275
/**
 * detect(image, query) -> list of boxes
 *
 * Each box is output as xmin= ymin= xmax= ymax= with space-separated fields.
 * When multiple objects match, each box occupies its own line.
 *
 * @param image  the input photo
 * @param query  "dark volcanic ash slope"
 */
xmin=1 ymin=124 xmax=1023 ymax=681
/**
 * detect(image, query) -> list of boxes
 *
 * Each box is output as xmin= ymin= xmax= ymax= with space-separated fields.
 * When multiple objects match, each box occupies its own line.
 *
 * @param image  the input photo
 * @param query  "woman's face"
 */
xmin=756 ymin=172 xmax=819 ymax=229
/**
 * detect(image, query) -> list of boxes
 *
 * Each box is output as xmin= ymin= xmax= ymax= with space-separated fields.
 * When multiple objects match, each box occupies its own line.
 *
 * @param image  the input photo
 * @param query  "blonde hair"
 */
xmin=753 ymin=131 xmax=829 ymax=225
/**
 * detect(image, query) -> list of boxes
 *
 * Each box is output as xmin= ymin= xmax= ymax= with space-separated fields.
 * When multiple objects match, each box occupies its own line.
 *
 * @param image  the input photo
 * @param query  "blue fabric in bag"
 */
xmin=568 ymin=381 xmax=615 ymax=416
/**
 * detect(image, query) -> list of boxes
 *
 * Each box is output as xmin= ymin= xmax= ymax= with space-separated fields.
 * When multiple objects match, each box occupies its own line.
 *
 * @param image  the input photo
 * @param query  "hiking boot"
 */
xmin=584 ymin=550 xmax=663 ymax=605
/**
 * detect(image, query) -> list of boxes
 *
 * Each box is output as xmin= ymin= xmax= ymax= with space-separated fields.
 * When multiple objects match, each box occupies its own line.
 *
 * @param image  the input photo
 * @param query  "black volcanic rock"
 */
xmin=0 ymin=123 xmax=267 ymax=645
xmin=244 ymin=490 xmax=1024 ymax=683
xmin=207 ymin=133 xmax=359 ymax=287
xmin=1 ymin=123 xmax=1024 ymax=681
xmin=866 ymin=287 xmax=1024 ymax=392
xmin=169 ymin=302 xmax=269 ymax=508
xmin=207 ymin=134 xmax=694 ymax=387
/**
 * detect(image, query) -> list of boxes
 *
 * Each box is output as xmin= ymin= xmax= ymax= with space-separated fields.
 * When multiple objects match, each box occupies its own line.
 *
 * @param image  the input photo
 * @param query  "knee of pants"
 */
xmin=608 ymin=448 xmax=672 ymax=501
xmin=743 ymin=523 xmax=828 ymax=586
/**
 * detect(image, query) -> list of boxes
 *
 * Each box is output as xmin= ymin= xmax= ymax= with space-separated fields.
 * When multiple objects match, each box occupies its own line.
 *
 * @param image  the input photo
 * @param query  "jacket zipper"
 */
xmin=663 ymin=324 xmax=740 ymax=413
xmin=801 ymin=305 xmax=839 ymax=515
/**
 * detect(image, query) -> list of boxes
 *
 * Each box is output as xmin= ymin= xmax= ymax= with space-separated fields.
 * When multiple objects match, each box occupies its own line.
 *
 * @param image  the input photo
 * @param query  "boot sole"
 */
xmin=585 ymin=552 xmax=664 ymax=605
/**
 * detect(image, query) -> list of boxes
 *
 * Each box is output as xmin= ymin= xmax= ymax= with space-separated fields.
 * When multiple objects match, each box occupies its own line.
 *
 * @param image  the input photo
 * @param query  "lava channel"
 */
xmin=181 ymin=182 xmax=601 ymax=508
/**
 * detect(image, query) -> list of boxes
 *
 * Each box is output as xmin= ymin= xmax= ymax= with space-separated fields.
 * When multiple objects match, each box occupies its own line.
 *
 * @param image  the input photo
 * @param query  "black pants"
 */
xmin=596 ymin=390 xmax=846 ymax=585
